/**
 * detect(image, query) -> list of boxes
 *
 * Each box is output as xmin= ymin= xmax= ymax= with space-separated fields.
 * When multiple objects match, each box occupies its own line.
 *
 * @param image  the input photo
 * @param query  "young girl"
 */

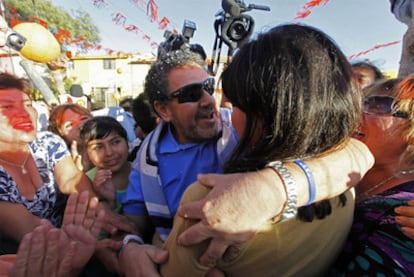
xmin=80 ymin=116 xmax=131 ymax=275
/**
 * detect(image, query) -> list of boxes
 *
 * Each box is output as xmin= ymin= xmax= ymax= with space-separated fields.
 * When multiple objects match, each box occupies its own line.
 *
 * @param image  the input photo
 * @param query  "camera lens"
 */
xmin=228 ymin=16 xmax=252 ymax=41
xmin=229 ymin=21 xmax=247 ymax=41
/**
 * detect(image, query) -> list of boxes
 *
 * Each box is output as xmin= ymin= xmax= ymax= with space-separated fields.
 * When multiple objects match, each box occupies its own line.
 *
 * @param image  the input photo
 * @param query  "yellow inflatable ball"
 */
xmin=12 ymin=22 xmax=61 ymax=63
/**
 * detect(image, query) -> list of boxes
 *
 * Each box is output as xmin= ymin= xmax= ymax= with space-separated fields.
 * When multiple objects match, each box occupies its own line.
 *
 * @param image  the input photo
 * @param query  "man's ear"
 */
xmin=154 ymin=101 xmax=172 ymax=122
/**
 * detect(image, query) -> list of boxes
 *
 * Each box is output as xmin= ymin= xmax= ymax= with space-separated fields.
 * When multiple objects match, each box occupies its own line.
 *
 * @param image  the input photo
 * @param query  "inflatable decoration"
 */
xmin=12 ymin=22 xmax=61 ymax=63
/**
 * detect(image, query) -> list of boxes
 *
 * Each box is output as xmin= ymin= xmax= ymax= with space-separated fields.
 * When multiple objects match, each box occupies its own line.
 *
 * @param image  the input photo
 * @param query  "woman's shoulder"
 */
xmin=35 ymin=131 xmax=66 ymax=144
xmin=32 ymin=132 xmax=68 ymax=151
xmin=30 ymin=132 xmax=69 ymax=160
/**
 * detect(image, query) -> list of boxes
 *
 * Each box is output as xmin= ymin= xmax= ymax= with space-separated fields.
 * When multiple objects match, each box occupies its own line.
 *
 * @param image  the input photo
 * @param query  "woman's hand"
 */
xmin=9 ymin=222 xmax=75 ymax=277
xmin=9 ymin=191 xmax=104 ymax=277
xmin=176 ymin=171 xmax=285 ymax=266
xmin=395 ymin=200 xmax=414 ymax=239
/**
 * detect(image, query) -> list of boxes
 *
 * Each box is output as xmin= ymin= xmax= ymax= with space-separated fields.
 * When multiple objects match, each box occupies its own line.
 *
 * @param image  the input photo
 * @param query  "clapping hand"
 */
xmin=61 ymin=191 xmax=105 ymax=272
xmin=9 ymin=191 xmax=104 ymax=277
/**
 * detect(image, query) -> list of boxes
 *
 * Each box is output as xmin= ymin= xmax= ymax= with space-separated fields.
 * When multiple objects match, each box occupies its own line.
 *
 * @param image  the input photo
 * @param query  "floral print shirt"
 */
xmin=0 ymin=132 xmax=69 ymax=227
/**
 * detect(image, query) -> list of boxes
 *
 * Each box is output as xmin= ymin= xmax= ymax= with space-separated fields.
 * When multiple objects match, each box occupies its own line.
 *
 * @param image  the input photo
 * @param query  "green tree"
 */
xmin=2 ymin=0 xmax=102 ymax=101
xmin=3 ymin=0 xmax=100 ymax=45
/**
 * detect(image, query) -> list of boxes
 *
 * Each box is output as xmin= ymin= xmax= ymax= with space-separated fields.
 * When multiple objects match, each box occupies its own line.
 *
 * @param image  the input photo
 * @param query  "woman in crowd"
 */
xmin=0 ymin=73 xmax=94 ymax=254
xmin=161 ymin=23 xmax=362 ymax=276
xmin=48 ymin=103 xmax=93 ymax=171
xmin=48 ymin=103 xmax=92 ymax=148
xmin=80 ymin=116 xmax=132 ymax=275
xmin=329 ymin=76 xmax=414 ymax=275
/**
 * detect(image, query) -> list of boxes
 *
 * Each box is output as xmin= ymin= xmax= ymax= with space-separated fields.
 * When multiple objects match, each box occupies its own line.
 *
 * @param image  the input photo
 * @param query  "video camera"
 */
xmin=208 ymin=0 xmax=270 ymax=75
xmin=157 ymin=19 xmax=206 ymax=60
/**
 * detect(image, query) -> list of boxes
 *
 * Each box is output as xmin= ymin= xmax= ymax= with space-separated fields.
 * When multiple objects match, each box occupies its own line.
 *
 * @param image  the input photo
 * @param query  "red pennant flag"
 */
xmin=147 ymin=0 xmax=159 ymax=22
xmin=348 ymin=41 xmax=400 ymax=60
xmin=295 ymin=10 xmax=311 ymax=19
xmin=158 ymin=17 xmax=170 ymax=29
xmin=26 ymin=16 xmax=48 ymax=28
xmin=125 ymin=24 xmax=139 ymax=34
xmin=93 ymin=0 xmax=108 ymax=8
xmin=54 ymin=28 xmax=71 ymax=44
xmin=112 ymin=12 xmax=127 ymax=26
xmin=304 ymin=0 xmax=330 ymax=9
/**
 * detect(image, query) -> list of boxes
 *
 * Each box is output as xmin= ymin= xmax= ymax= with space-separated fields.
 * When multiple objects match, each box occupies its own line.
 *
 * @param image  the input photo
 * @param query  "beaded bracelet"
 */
xmin=267 ymin=161 xmax=297 ymax=221
xmin=294 ymin=160 xmax=316 ymax=206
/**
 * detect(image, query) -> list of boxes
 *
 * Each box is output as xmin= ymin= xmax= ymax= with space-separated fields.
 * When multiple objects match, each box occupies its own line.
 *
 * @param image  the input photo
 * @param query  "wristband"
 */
xmin=118 ymin=234 xmax=144 ymax=257
xmin=267 ymin=161 xmax=297 ymax=221
xmin=294 ymin=160 xmax=316 ymax=206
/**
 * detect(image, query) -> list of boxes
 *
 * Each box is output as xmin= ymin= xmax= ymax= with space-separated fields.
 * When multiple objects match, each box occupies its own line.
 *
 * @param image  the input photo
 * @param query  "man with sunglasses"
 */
xmin=118 ymin=49 xmax=374 ymax=276
xmin=121 ymin=49 xmax=236 ymax=239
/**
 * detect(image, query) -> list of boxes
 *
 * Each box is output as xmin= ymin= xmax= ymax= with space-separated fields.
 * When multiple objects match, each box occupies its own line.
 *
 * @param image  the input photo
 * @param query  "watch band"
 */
xmin=267 ymin=161 xmax=298 ymax=221
xmin=119 ymin=234 xmax=144 ymax=257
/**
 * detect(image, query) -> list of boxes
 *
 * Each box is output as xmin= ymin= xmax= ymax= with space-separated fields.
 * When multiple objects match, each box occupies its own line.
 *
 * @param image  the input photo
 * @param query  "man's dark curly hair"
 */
xmin=144 ymin=49 xmax=206 ymax=109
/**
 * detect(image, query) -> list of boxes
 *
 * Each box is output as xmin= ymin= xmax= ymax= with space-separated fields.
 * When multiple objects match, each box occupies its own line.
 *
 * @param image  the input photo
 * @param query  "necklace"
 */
xmin=0 ymin=148 xmax=30 ymax=175
xmin=357 ymin=168 xmax=414 ymax=201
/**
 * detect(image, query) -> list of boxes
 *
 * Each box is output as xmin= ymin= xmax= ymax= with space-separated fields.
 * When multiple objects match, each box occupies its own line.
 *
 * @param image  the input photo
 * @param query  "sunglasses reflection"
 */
xmin=168 ymin=78 xmax=215 ymax=104
xmin=363 ymin=96 xmax=409 ymax=119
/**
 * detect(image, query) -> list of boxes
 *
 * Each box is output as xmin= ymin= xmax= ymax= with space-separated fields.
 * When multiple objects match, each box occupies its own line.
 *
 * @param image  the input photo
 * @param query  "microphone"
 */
xmin=221 ymin=0 xmax=241 ymax=17
xmin=248 ymin=4 xmax=270 ymax=11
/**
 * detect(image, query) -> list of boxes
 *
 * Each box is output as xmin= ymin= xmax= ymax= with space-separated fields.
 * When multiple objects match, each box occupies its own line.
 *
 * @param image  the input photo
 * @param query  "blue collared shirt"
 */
xmin=122 ymin=124 xmax=223 ymax=217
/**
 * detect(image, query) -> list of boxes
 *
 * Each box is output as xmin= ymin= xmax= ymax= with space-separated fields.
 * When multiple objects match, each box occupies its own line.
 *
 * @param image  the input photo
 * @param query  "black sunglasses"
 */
xmin=167 ymin=78 xmax=215 ymax=104
xmin=363 ymin=96 xmax=409 ymax=119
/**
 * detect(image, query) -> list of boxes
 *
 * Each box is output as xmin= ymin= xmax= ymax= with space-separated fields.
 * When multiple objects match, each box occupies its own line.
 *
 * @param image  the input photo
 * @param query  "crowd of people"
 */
xmin=0 ymin=12 xmax=414 ymax=277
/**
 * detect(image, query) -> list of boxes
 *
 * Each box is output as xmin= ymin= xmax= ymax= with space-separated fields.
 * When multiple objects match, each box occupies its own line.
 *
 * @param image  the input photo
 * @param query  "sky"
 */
xmin=46 ymin=0 xmax=407 ymax=72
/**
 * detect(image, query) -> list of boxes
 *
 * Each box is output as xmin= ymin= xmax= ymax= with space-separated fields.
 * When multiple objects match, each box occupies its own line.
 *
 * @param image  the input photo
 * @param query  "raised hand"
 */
xmin=61 ymin=191 xmax=104 ymax=273
xmin=70 ymin=141 xmax=84 ymax=172
xmin=9 ymin=221 xmax=75 ymax=277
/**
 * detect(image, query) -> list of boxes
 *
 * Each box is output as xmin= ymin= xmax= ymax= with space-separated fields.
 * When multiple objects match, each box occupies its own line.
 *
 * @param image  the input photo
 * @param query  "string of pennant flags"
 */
xmin=293 ymin=0 xmax=401 ymax=61
xmin=294 ymin=0 xmax=331 ymax=19
xmin=3 ymin=0 xmax=175 ymax=55
xmin=92 ymin=0 xmax=183 ymax=52
xmin=2 ymin=0 xmax=402 ymax=60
